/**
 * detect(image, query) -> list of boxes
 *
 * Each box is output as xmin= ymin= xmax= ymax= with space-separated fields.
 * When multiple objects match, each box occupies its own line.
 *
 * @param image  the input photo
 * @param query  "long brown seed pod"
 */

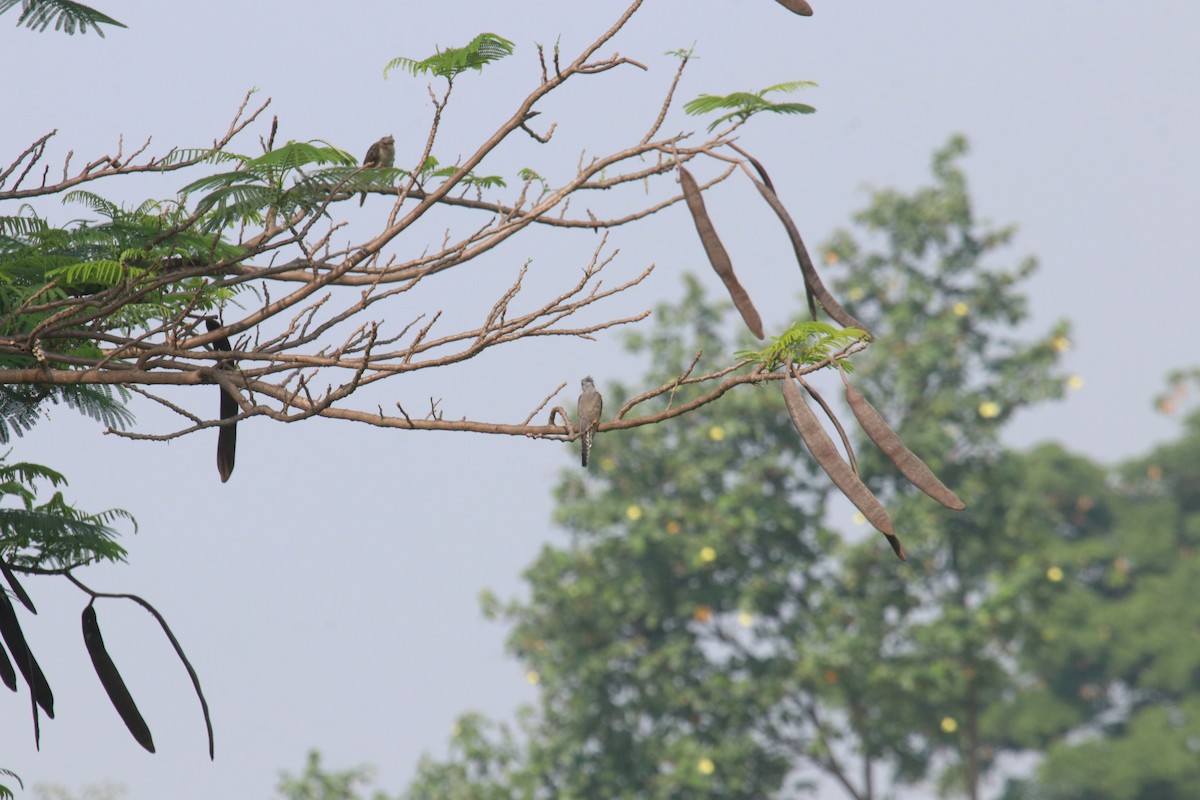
xmin=840 ymin=370 xmax=966 ymax=510
xmin=774 ymin=0 xmax=814 ymax=15
xmin=678 ymin=167 xmax=765 ymax=339
xmin=1 ymin=561 xmax=36 ymax=614
xmin=801 ymin=380 xmax=858 ymax=476
xmin=0 ymin=643 xmax=16 ymax=692
xmin=742 ymin=168 xmax=870 ymax=335
xmin=0 ymin=590 xmax=53 ymax=717
xmin=82 ymin=604 xmax=155 ymax=753
xmin=781 ymin=369 xmax=905 ymax=560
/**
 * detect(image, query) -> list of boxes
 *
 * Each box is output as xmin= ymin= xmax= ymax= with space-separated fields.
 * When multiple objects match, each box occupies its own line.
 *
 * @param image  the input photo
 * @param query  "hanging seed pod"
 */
xmin=0 ymin=643 xmax=16 ymax=692
xmin=678 ymin=167 xmax=765 ymax=339
xmin=841 ymin=371 xmax=966 ymax=510
xmin=0 ymin=591 xmax=53 ymax=717
xmin=1 ymin=562 xmax=36 ymax=614
xmin=82 ymin=605 xmax=155 ymax=753
xmin=743 ymin=169 xmax=870 ymax=335
xmin=774 ymin=0 xmax=814 ymax=15
xmin=781 ymin=372 xmax=905 ymax=560
xmin=205 ymin=318 xmax=238 ymax=483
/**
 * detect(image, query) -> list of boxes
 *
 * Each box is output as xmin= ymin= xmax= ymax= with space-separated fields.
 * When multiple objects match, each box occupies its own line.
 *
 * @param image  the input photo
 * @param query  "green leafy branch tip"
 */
xmin=683 ymin=80 xmax=817 ymax=132
xmin=663 ymin=44 xmax=697 ymax=60
xmin=735 ymin=320 xmax=864 ymax=372
xmin=0 ymin=0 xmax=126 ymax=37
xmin=383 ymin=32 xmax=516 ymax=81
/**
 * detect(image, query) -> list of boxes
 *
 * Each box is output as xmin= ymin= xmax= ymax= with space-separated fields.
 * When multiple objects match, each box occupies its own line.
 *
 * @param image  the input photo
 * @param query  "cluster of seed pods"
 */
xmin=678 ymin=153 xmax=964 ymax=560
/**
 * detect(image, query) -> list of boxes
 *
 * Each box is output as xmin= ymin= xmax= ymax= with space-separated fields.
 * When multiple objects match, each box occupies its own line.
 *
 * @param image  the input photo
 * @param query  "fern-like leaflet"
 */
xmin=383 ymin=33 xmax=515 ymax=81
xmin=684 ymin=81 xmax=817 ymax=132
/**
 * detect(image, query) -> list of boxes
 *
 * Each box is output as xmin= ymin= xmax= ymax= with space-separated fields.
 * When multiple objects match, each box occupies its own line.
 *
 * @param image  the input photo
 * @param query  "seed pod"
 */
xmin=781 ymin=375 xmax=905 ymax=560
xmin=82 ymin=604 xmax=155 ymax=753
xmin=0 ymin=590 xmax=53 ymax=717
xmin=774 ymin=0 xmax=814 ymax=15
xmin=744 ymin=170 xmax=870 ymax=335
xmin=0 ymin=642 xmax=16 ymax=692
xmin=1 ymin=561 xmax=36 ymax=614
xmin=841 ymin=374 xmax=966 ymax=510
xmin=206 ymin=317 xmax=238 ymax=483
xmin=678 ymin=167 xmax=765 ymax=339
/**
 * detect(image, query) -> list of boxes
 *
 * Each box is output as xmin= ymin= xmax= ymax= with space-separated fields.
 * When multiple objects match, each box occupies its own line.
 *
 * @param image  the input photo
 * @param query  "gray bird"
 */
xmin=577 ymin=376 xmax=603 ymax=468
xmin=359 ymin=134 xmax=396 ymax=206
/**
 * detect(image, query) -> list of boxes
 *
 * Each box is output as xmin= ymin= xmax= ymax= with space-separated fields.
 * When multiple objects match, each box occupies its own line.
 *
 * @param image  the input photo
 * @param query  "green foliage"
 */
xmin=178 ymin=140 xmax=357 ymax=230
xmin=991 ymin=397 xmax=1200 ymax=800
xmin=383 ymin=33 xmax=515 ymax=81
xmin=0 ymin=381 xmax=133 ymax=443
xmin=0 ymin=768 xmax=21 ymax=800
xmin=734 ymin=320 xmax=864 ymax=371
xmin=683 ymin=81 xmax=816 ymax=131
xmin=0 ymin=456 xmax=131 ymax=569
xmin=0 ymin=196 xmax=241 ymax=341
xmin=276 ymin=750 xmax=390 ymax=800
xmin=663 ymin=45 xmax=697 ymax=60
xmin=0 ymin=0 xmax=125 ymax=37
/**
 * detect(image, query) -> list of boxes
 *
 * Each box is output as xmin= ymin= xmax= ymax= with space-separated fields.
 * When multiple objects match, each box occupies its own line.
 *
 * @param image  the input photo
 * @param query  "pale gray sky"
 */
xmin=2 ymin=2 xmax=1198 ymax=798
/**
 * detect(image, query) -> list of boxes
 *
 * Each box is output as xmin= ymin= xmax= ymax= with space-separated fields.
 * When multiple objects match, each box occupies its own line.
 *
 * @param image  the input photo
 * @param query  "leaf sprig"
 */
xmin=736 ymin=320 xmax=864 ymax=372
xmin=684 ymin=81 xmax=817 ymax=132
xmin=0 ymin=0 xmax=126 ymax=37
xmin=383 ymin=33 xmax=515 ymax=81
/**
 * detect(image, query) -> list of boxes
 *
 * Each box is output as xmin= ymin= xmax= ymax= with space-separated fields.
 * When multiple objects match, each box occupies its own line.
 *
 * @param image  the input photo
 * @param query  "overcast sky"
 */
xmin=2 ymin=1 xmax=1198 ymax=798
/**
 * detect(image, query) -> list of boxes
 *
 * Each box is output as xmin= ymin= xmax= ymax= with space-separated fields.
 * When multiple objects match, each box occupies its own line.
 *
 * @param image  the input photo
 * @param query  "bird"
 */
xmin=359 ymin=134 xmax=396 ymax=206
xmin=577 ymin=376 xmax=603 ymax=468
xmin=205 ymin=318 xmax=237 ymax=483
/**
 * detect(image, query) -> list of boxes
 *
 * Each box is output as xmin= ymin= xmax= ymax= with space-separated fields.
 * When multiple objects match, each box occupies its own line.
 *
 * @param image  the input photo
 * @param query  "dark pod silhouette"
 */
xmin=0 ymin=590 xmax=54 ymax=717
xmin=0 ymin=642 xmax=16 ymax=692
xmin=82 ymin=604 xmax=155 ymax=753
xmin=1 ymin=561 xmax=36 ymax=614
xmin=205 ymin=318 xmax=237 ymax=482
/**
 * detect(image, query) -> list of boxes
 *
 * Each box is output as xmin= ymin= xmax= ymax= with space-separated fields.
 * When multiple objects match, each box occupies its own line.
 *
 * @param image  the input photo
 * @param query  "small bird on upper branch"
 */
xmin=359 ymin=135 xmax=395 ymax=206
xmin=577 ymin=376 xmax=603 ymax=468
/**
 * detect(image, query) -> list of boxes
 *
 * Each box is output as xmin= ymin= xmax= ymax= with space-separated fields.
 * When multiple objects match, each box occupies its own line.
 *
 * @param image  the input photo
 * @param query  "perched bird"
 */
xmin=205 ymin=318 xmax=237 ymax=483
xmin=359 ymin=134 xmax=396 ymax=206
xmin=577 ymin=376 xmax=603 ymax=468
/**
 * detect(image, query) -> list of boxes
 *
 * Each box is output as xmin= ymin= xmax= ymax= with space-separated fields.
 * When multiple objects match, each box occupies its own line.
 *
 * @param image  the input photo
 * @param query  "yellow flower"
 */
xmin=1046 ymin=566 xmax=1064 ymax=583
xmin=1067 ymin=375 xmax=1084 ymax=391
xmin=626 ymin=505 xmax=643 ymax=521
xmin=697 ymin=757 xmax=715 ymax=775
xmin=941 ymin=716 xmax=958 ymax=733
xmin=851 ymin=511 xmax=866 ymax=526
xmin=699 ymin=546 xmax=717 ymax=563
xmin=738 ymin=611 xmax=753 ymax=628
xmin=952 ymin=302 xmax=969 ymax=317
xmin=1052 ymin=334 xmax=1071 ymax=352
xmin=525 ymin=671 xmax=540 ymax=685
xmin=708 ymin=425 xmax=725 ymax=442
xmin=978 ymin=401 xmax=1001 ymax=419
xmin=666 ymin=520 xmax=681 ymax=535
